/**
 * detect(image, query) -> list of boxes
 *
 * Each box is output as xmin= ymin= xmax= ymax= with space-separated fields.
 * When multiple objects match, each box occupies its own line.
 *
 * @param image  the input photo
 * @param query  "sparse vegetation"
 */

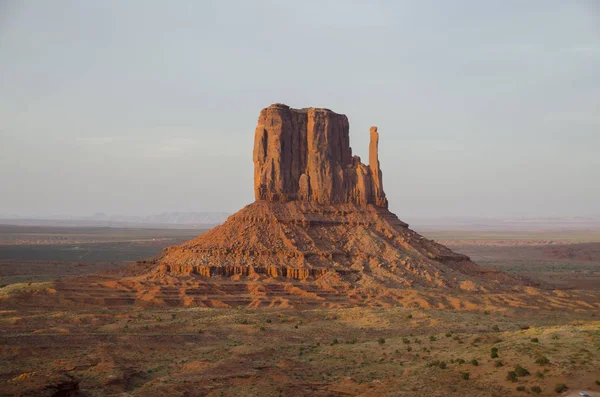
xmin=530 ymin=337 xmax=539 ymax=343
xmin=460 ymin=372 xmax=470 ymax=380
xmin=534 ymin=356 xmax=549 ymax=365
xmin=530 ymin=385 xmax=542 ymax=394
xmin=554 ymin=383 xmax=567 ymax=393
xmin=377 ymin=338 xmax=385 ymax=345
xmin=506 ymin=371 xmax=518 ymax=382
xmin=514 ymin=364 xmax=530 ymax=377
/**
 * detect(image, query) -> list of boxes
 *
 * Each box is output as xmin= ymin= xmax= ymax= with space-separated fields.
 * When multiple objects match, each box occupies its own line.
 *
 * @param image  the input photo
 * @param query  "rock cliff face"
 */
xmin=253 ymin=104 xmax=387 ymax=207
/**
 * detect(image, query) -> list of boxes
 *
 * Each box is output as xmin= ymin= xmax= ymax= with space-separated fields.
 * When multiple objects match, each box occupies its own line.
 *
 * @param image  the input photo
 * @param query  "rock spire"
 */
xmin=253 ymin=104 xmax=388 ymax=207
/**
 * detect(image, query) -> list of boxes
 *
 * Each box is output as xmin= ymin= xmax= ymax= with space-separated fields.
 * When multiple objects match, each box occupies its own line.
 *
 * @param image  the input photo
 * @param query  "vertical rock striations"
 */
xmin=253 ymin=104 xmax=387 ymax=207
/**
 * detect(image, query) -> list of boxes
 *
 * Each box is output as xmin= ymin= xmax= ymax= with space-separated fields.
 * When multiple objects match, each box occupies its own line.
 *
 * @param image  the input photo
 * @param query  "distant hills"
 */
xmin=0 ymin=212 xmax=231 ymax=229
xmin=1 ymin=212 xmax=599 ymax=231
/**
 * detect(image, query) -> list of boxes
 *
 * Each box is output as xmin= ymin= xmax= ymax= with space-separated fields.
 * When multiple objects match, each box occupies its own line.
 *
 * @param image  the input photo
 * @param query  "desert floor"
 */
xmin=1 ymin=225 xmax=599 ymax=397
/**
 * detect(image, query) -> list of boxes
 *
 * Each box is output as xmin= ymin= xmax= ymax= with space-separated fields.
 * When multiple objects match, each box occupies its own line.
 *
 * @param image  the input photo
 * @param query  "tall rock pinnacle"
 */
xmin=253 ymin=104 xmax=388 ymax=207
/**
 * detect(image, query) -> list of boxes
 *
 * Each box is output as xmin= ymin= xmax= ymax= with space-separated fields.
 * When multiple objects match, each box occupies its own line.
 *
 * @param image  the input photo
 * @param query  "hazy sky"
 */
xmin=1 ymin=1 xmax=599 ymax=218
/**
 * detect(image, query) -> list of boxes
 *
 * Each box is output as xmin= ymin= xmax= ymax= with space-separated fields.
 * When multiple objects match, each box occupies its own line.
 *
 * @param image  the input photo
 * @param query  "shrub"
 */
xmin=491 ymin=347 xmax=499 ymax=353
xmin=491 ymin=352 xmax=499 ymax=359
xmin=492 ymin=325 xmax=500 ymax=331
xmin=535 ymin=356 xmax=550 ymax=365
xmin=402 ymin=337 xmax=411 ymax=344
xmin=596 ymin=380 xmax=600 ymax=386
xmin=516 ymin=386 xmax=526 ymax=391
xmin=445 ymin=332 xmax=452 ymax=337
xmin=551 ymin=334 xmax=559 ymax=340
xmin=456 ymin=358 xmax=466 ymax=364
xmin=407 ymin=314 xmax=413 ymax=319
xmin=530 ymin=386 xmax=542 ymax=394
xmin=470 ymin=359 xmax=479 ymax=366
xmin=484 ymin=310 xmax=490 ymax=315
xmin=514 ymin=365 xmax=530 ymax=377
xmin=461 ymin=371 xmax=470 ymax=380
xmin=429 ymin=335 xmax=437 ymax=342
xmin=494 ymin=360 xmax=504 ymax=367
xmin=260 ymin=326 xmax=266 ymax=331
xmin=378 ymin=338 xmax=386 ymax=345
xmin=554 ymin=383 xmax=567 ymax=393
xmin=331 ymin=338 xmax=339 ymax=345
xmin=535 ymin=370 xmax=544 ymax=379
xmin=530 ymin=337 xmax=539 ymax=343
xmin=266 ymin=319 xmax=272 ymax=323
xmin=426 ymin=360 xmax=447 ymax=369
xmin=506 ymin=371 xmax=518 ymax=382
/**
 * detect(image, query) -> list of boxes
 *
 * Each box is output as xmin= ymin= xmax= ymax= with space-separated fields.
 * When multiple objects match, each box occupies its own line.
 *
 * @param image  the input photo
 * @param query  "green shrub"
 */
xmin=516 ymin=386 xmax=526 ymax=391
xmin=506 ymin=371 xmax=518 ymax=382
xmin=378 ymin=338 xmax=385 ymax=345
xmin=535 ymin=356 xmax=550 ymax=365
xmin=461 ymin=371 xmax=470 ymax=380
xmin=535 ymin=370 xmax=544 ymax=379
xmin=470 ymin=359 xmax=479 ymax=366
xmin=331 ymin=338 xmax=339 ymax=345
xmin=402 ymin=337 xmax=410 ymax=344
xmin=554 ymin=383 xmax=567 ymax=393
xmin=530 ymin=337 xmax=539 ymax=343
xmin=494 ymin=360 xmax=504 ymax=367
xmin=492 ymin=325 xmax=500 ymax=331
xmin=491 ymin=347 xmax=499 ymax=353
xmin=530 ymin=386 xmax=542 ymax=394
xmin=514 ymin=364 xmax=530 ymax=377
xmin=429 ymin=335 xmax=437 ymax=342
xmin=407 ymin=314 xmax=413 ymax=319
xmin=456 ymin=358 xmax=466 ymax=364
xmin=491 ymin=351 xmax=499 ymax=359
xmin=551 ymin=334 xmax=559 ymax=340
xmin=595 ymin=379 xmax=600 ymax=386
xmin=445 ymin=332 xmax=452 ymax=337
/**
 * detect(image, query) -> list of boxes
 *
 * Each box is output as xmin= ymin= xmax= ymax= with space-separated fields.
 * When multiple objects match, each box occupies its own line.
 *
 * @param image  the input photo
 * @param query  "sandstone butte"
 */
xmin=141 ymin=104 xmax=524 ymax=298
xmin=49 ymin=104 xmax=600 ymax=309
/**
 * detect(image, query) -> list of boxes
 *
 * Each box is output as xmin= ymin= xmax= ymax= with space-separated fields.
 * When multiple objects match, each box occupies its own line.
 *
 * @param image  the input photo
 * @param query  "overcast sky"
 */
xmin=1 ymin=1 xmax=599 ymax=218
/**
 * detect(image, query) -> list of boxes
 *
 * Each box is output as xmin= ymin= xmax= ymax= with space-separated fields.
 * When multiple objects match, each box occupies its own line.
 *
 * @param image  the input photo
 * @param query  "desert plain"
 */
xmin=1 ymin=224 xmax=599 ymax=397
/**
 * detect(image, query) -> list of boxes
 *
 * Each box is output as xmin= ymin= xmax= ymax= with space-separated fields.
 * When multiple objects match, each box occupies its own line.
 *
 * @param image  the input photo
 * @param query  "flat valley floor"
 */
xmin=1 ymin=225 xmax=599 ymax=397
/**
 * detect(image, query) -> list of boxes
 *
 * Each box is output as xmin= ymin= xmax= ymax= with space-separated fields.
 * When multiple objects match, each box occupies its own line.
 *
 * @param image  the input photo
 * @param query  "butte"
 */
xmin=116 ymin=104 xmax=527 ymax=308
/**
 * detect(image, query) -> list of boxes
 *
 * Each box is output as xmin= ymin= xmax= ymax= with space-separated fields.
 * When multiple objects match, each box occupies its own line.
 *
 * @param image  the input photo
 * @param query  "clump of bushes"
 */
xmin=460 ymin=371 xmax=470 ymax=380
xmin=535 ymin=356 xmax=550 ymax=365
xmin=445 ymin=332 xmax=452 ymax=337
xmin=554 ymin=383 xmax=568 ymax=393
xmin=494 ymin=360 xmax=504 ymax=367
xmin=516 ymin=385 xmax=526 ymax=392
xmin=456 ymin=358 xmax=466 ymax=364
xmin=426 ymin=360 xmax=447 ymax=369
xmin=596 ymin=379 xmax=600 ymax=385
xmin=491 ymin=347 xmax=499 ymax=358
xmin=407 ymin=314 xmax=413 ymax=319
xmin=429 ymin=335 xmax=437 ymax=342
xmin=514 ymin=364 xmax=530 ymax=377
xmin=377 ymin=338 xmax=385 ymax=345
xmin=530 ymin=337 xmax=539 ymax=343
xmin=402 ymin=337 xmax=410 ymax=344
xmin=506 ymin=371 xmax=518 ymax=382
xmin=470 ymin=359 xmax=479 ymax=366
xmin=530 ymin=385 xmax=542 ymax=394
xmin=491 ymin=324 xmax=500 ymax=331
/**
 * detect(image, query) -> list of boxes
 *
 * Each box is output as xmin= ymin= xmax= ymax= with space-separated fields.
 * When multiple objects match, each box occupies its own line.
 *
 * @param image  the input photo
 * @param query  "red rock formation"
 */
xmin=253 ymin=104 xmax=387 ymax=207
xmin=72 ymin=103 xmax=527 ymax=308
